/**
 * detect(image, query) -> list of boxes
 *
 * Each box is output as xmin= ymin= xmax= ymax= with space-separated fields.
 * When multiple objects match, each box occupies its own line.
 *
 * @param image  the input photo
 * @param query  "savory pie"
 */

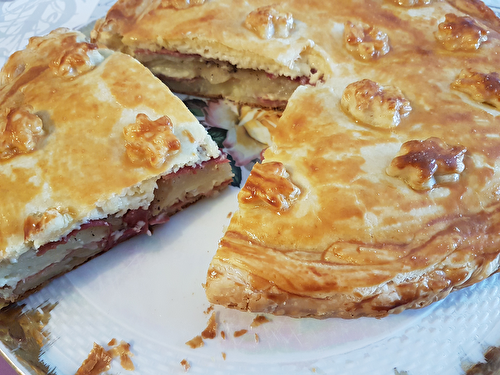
xmin=91 ymin=0 xmax=500 ymax=318
xmin=201 ymin=1 xmax=500 ymax=318
xmin=91 ymin=0 xmax=500 ymax=110
xmin=90 ymin=0 xmax=333 ymax=108
xmin=0 ymin=28 xmax=233 ymax=309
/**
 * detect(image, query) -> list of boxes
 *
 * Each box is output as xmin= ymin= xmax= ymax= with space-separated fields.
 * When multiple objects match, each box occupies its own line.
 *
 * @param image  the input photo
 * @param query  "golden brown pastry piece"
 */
xmin=92 ymin=0 xmax=500 ymax=108
xmin=202 ymin=0 xmax=500 ymax=318
xmin=0 ymin=28 xmax=233 ymax=309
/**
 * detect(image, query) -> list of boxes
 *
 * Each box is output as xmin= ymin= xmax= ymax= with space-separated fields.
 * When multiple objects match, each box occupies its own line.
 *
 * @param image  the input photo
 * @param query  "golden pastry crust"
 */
xmin=0 ymin=105 xmax=44 ymax=159
xmin=201 ymin=0 xmax=500 ymax=319
xmin=434 ymin=13 xmax=488 ymax=51
xmin=244 ymin=5 xmax=295 ymax=40
xmin=392 ymin=0 xmax=434 ymax=6
xmin=0 ymin=28 xmax=221 ymax=254
xmin=91 ymin=0 xmax=327 ymax=79
xmin=341 ymin=79 xmax=411 ymax=128
xmin=386 ymin=137 xmax=467 ymax=190
xmin=0 ymin=28 xmax=231 ymax=308
xmin=91 ymin=0 xmax=500 ymax=318
xmin=207 ymin=79 xmax=500 ymax=318
xmin=343 ymin=21 xmax=391 ymax=60
xmin=123 ymin=113 xmax=181 ymax=168
xmin=92 ymin=0 xmax=500 ymax=108
xmin=452 ymin=69 xmax=500 ymax=109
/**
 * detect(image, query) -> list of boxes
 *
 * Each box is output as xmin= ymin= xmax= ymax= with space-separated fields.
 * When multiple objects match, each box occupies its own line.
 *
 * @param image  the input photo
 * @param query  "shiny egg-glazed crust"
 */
xmin=198 ymin=0 xmax=500 ymax=318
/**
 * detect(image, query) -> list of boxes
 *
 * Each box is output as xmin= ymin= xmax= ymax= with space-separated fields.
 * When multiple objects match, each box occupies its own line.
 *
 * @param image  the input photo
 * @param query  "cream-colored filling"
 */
xmin=0 ymin=161 xmax=233 ymax=306
xmin=0 ymin=225 xmax=110 ymax=301
xmin=152 ymin=160 xmax=233 ymax=216
xmin=140 ymin=54 xmax=237 ymax=85
xmin=138 ymin=54 xmax=314 ymax=106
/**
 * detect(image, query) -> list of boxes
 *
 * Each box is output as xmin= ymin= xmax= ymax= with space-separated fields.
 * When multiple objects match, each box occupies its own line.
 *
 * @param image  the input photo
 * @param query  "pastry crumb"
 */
xmin=75 ymin=339 xmax=135 ymax=375
xmin=75 ymin=343 xmax=112 ymax=375
xmin=201 ymin=312 xmax=217 ymax=339
xmin=250 ymin=315 xmax=270 ymax=328
xmin=180 ymin=359 xmax=191 ymax=372
xmin=204 ymin=305 xmax=214 ymax=315
xmin=234 ymin=329 xmax=248 ymax=338
xmin=185 ymin=335 xmax=204 ymax=349
xmin=107 ymin=340 xmax=135 ymax=371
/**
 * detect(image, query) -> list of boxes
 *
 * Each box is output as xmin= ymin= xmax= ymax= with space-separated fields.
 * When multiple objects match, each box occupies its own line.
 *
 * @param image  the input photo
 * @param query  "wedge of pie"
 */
xmin=201 ymin=1 xmax=500 ymax=318
xmin=0 ymin=28 xmax=233 ymax=309
xmin=91 ymin=0 xmax=500 ymax=109
xmin=91 ymin=0 xmax=334 ymax=108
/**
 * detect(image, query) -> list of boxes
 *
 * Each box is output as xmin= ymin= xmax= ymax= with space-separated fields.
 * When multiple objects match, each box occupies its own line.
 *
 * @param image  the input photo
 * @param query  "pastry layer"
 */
xmin=0 ymin=28 xmax=232 ymax=309
xmin=203 ymin=0 xmax=500 ymax=318
xmin=0 ymin=158 xmax=232 ymax=308
xmin=92 ymin=0 xmax=500 ymax=318
xmin=92 ymin=0 xmax=500 ymax=106
xmin=135 ymin=50 xmax=313 ymax=107
xmin=206 ymin=80 xmax=500 ymax=318
xmin=91 ymin=0 xmax=329 ymax=105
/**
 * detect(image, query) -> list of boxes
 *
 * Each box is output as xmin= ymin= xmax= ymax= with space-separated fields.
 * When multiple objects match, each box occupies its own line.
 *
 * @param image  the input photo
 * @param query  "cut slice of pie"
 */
xmin=90 ymin=0 xmax=332 ymax=108
xmin=0 ymin=28 xmax=233 ymax=309
xmin=91 ymin=0 xmax=500 ymax=108
xmin=204 ymin=1 xmax=500 ymax=318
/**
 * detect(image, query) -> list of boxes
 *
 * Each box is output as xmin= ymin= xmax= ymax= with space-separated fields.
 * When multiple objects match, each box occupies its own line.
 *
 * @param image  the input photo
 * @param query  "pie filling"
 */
xmin=0 ymin=157 xmax=233 ymax=308
xmin=135 ymin=50 xmax=319 ymax=108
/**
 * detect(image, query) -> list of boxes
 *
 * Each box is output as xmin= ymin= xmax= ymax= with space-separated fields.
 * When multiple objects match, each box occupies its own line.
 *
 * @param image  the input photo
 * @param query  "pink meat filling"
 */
xmin=36 ymin=156 xmax=229 ymax=257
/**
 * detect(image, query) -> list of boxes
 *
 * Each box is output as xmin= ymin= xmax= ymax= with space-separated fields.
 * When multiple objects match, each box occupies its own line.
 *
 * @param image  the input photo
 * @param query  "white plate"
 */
xmin=1 ymin=1 xmax=500 ymax=374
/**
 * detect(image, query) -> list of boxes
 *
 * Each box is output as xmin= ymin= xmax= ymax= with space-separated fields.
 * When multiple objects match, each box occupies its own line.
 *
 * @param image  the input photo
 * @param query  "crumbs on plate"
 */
xmin=75 ymin=339 xmax=134 ymax=375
